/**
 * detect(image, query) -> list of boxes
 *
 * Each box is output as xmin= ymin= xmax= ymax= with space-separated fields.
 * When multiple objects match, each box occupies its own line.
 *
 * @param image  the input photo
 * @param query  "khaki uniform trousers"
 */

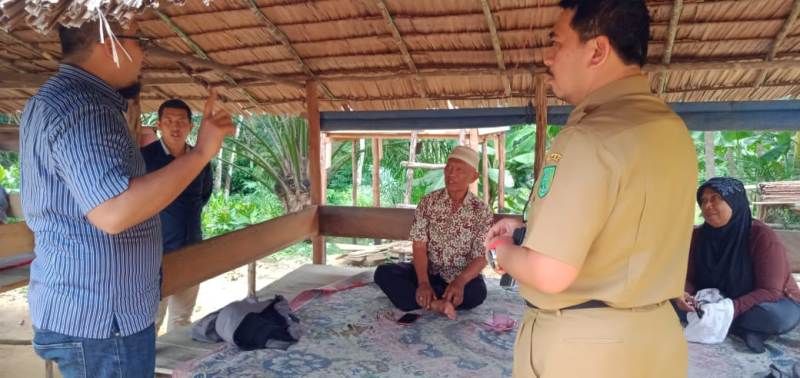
xmin=513 ymin=301 xmax=687 ymax=378
xmin=155 ymin=284 xmax=200 ymax=334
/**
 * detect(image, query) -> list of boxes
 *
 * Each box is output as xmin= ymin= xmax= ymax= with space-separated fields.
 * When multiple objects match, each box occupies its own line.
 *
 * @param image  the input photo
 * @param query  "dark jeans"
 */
xmin=374 ymin=262 xmax=487 ymax=312
xmin=735 ymin=298 xmax=800 ymax=336
xmin=32 ymin=322 xmax=156 ymax=378
xmin=673 ymin=297 xmax=800 ymax=337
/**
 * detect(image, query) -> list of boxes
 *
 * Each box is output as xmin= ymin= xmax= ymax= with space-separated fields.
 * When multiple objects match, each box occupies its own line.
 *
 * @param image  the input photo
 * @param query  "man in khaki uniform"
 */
xmin=485 ymin=1 xmax=698 ymax=377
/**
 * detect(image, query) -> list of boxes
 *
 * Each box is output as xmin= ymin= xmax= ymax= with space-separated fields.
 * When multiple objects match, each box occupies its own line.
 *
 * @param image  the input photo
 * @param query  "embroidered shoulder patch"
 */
xmin=538 ymin=165 xmax=557 ymax=198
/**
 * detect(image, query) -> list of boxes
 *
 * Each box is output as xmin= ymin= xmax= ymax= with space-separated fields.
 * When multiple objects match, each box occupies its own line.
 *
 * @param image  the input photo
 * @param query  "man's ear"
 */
xmin=588 ymin=35 xmax=611 ymax=68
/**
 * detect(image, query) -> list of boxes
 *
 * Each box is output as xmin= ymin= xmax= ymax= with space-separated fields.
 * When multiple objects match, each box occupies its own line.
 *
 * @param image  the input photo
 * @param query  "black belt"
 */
xmin=525 ymin=299 xmax=609 ymax=311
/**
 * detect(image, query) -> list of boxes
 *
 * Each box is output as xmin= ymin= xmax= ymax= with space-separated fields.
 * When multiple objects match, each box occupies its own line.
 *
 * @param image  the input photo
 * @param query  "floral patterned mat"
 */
xmin=177 ymin=279 xmax=523 ymax=378
xmin=176 ymin=277 xmax=799 ymax=378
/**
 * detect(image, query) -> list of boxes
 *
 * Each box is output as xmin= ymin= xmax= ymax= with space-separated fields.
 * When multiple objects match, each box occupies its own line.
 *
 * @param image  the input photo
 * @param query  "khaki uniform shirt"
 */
xmin=520 ymin=75 xmax=698 ymax=310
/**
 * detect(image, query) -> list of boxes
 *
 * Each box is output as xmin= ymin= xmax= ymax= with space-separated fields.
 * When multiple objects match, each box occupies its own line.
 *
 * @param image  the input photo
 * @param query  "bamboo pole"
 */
xmin=497 ymin=133 xmax=506 ymax=212
xmin=534 ymin=75 xmax=548 ymax=181
xmin=704 ymin=131 xmax=716 ymax=179
xmin=247 ymin=262 xmax=256 ymax=298
xmin=352 ymin=140 xmax=358 ymax=206
xmin=307 ymin=81 xmax=325 ymax=264
xmin=469 ymin=129 xmax=480 ymax=194
xmin=372 ymin=138 xmax=381 ymax=208
xmin=482 ymin=140 xmax=490 ymax=204
xmin=404 ymin=131 xmax=418 ymax=204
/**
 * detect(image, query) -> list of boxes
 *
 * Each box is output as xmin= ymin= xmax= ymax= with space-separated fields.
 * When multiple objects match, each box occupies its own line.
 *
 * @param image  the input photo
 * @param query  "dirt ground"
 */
xmin=0 ymin=255 xmax=311 ymax=378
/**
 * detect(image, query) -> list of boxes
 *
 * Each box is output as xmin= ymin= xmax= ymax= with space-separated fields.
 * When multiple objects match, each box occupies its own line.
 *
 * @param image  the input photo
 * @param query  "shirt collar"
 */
xmin=567 ymin=74 xmax=652 ymax=125
xmin=58 ymin=64 xmax=128 ymax=112
xmin=159 ymin=138 xmax=191 ymax=156
xmin=443 ymin=188 xmax=474 ymax=208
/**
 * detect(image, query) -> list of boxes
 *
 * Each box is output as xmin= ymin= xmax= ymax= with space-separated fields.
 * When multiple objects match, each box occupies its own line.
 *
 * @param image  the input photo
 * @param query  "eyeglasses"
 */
xmin=116 ymin=35 xmax=154 ymax=46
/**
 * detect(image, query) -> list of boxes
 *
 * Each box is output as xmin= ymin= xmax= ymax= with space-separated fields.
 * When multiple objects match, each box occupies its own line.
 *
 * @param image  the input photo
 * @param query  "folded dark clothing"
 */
xmin=192 ymin=295 xmax=303 ymax=350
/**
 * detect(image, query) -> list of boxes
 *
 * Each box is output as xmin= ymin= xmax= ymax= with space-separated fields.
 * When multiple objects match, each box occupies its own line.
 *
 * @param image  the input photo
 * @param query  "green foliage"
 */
xmin=201 ymin=188 xmax=284 ymax=238
xmin=0 ymin=160 xmax=19 ymax=190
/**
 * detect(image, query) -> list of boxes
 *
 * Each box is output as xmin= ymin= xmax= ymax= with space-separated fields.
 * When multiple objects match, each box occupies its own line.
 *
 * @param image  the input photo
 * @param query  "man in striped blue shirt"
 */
xmin=20 ymin=20 xmax=234 ymax=378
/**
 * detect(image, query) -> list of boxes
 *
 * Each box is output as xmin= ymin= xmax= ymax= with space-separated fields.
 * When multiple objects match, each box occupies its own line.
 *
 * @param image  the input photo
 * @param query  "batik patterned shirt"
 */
xmin=409 ymin=188 xmax=493 ymax=282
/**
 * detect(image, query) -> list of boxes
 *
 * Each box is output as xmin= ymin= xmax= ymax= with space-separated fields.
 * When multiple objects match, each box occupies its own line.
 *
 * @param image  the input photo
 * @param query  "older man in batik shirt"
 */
xmin=375 ymin=146 xmax=493 ymax=319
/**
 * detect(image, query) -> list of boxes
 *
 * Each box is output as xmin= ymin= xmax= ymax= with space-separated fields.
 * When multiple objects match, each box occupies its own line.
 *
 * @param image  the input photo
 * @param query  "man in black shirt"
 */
xmin=141 ymin=99 xmax=213 ymax=333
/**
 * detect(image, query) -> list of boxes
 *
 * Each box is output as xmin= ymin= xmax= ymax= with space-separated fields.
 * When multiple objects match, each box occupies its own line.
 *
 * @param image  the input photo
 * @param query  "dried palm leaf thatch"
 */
xmin=0 ymin=0 xmax=199 ymax=33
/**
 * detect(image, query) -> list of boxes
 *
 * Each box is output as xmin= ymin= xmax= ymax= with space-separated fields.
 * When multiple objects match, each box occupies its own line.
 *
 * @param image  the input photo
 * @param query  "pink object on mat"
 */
xmin=483 ymin=312 xmax=516 ymax=332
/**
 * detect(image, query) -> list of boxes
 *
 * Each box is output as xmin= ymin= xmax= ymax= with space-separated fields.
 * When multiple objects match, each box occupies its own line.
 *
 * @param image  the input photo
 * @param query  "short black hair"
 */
xmin=558 ymin=0 xmax=650 ymax=67
xmin=58 ymin=21 xmax=123 ymax=63
xmin=158 ymin=99 xmax=192 ymax=121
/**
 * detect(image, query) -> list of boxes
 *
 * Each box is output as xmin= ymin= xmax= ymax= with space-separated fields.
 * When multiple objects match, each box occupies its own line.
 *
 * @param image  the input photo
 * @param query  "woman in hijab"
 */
xmin=677 ymin=177 xmax=800 ymax=353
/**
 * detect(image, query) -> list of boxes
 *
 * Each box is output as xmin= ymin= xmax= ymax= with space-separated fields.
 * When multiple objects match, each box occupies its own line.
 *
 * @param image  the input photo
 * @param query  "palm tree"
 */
xmin=223 ymin=115 xmax=311 ymax=213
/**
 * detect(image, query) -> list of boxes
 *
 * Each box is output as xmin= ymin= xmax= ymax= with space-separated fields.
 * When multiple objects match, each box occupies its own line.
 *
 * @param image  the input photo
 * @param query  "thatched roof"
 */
xmin=2 ymin=0 xmax=800 ymax=115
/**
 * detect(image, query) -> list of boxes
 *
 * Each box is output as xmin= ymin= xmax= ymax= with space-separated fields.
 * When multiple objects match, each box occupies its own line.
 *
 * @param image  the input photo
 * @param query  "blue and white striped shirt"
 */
xmin=20 ymin=64 xmax=162 ymax=339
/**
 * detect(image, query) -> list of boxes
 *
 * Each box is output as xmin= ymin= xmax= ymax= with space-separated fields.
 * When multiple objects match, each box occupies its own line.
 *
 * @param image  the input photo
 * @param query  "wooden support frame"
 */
xmin=375 ymin=0 xmax=428 ymax=98
xmin=497 ymin=133 xmax=506 ymax=212
xmin=246 ymin=0 xmax=335 ymax=99
xmin=657 ymin=0 xmax=683 ymax=95
xmin=161 ymin=206 xmax=317 ymax=297
xmin=307 ymin=81 xmax=326 ymax=264
xmin=319 ymin=206 xmax=523 ymax=241
xmin=0 ymin=222 xmax=33 ymax=260
xmin=754 ymin=0 xmax=800 ymax=87
xmin=533 ymin=75 xmax=548 ymax=180
xmin=126 ymin=96 xmax=142 ymax=142
xmin=479 ymin=0 xmax=512 ymax=97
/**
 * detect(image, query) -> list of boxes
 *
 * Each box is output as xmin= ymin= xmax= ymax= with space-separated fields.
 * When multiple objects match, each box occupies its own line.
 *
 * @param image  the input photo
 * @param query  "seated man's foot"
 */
xmin=743 ymin=331 xmax=767 ymax=354
xmin=429 ymin=299 xmax=457 ymax=320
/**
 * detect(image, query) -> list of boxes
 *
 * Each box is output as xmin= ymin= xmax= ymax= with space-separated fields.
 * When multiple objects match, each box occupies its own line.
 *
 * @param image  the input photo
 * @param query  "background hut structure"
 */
xmin=2 ymin=0 xmax=800 ymax=374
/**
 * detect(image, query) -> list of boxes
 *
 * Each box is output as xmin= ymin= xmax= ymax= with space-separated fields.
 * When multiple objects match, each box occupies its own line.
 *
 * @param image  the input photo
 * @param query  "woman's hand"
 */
xmin=675 ymin=292 xmax=696 ymax=312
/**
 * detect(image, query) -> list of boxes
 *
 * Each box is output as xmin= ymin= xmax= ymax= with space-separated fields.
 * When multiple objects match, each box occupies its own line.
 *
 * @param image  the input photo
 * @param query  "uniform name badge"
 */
xmin=538 ymin=165 xmax=556 ymax=198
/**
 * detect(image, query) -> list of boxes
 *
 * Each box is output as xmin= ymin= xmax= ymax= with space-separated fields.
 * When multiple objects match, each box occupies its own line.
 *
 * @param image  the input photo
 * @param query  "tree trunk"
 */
xmin=704 ymin=131 xmax=716 ymax=179
xmin=214 ymin=149 xmax=223 ymax=192
xmin=224 ymin=125 xmax=240 ymax=198
xmin=281 ymin=190 xmax=311 ymax=214
xmin=726 ymin=149 xmax=737 ymax=177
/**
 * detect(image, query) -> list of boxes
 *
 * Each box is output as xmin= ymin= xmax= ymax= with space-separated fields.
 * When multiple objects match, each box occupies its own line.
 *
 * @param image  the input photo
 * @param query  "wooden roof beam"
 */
xmin=375 ymin=0 xmax=428 ymax=98
xmin=479 ymin=0 xmax=512 ymax=97
xmin=246 ymin=0 xmax=335 ymax=100
xmin=754 ymin=0 xmax=800 ymax=88
xmin=657 ymin=0 xmax=683 ymax=95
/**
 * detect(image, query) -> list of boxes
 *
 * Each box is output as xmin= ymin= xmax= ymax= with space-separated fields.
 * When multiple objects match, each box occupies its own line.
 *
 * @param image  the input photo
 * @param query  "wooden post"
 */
xmin=482 ymin=139 xmax=490 ymax=204
xmin=533 ymin=76 xmax=548 ymax=181
xmin=307 ymin=80 xmax=326 ymax=264
xmin=469 ymin=129 xmax=480 ymax=194
xmin=497 ymin=133 xmax=506 ymax=212
xmin=247 ymin=262 xmax=256 ymax=298
xmin=404 ymin=132 xmax=418 ymax=205
xmin=126 ymin=97 xmax=142 ymax=143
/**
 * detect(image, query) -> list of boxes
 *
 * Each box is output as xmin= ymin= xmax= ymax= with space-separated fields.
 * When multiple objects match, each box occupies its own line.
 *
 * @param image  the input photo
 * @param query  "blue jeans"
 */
xmin=32 ymin=323 xmax=156 ymax=378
